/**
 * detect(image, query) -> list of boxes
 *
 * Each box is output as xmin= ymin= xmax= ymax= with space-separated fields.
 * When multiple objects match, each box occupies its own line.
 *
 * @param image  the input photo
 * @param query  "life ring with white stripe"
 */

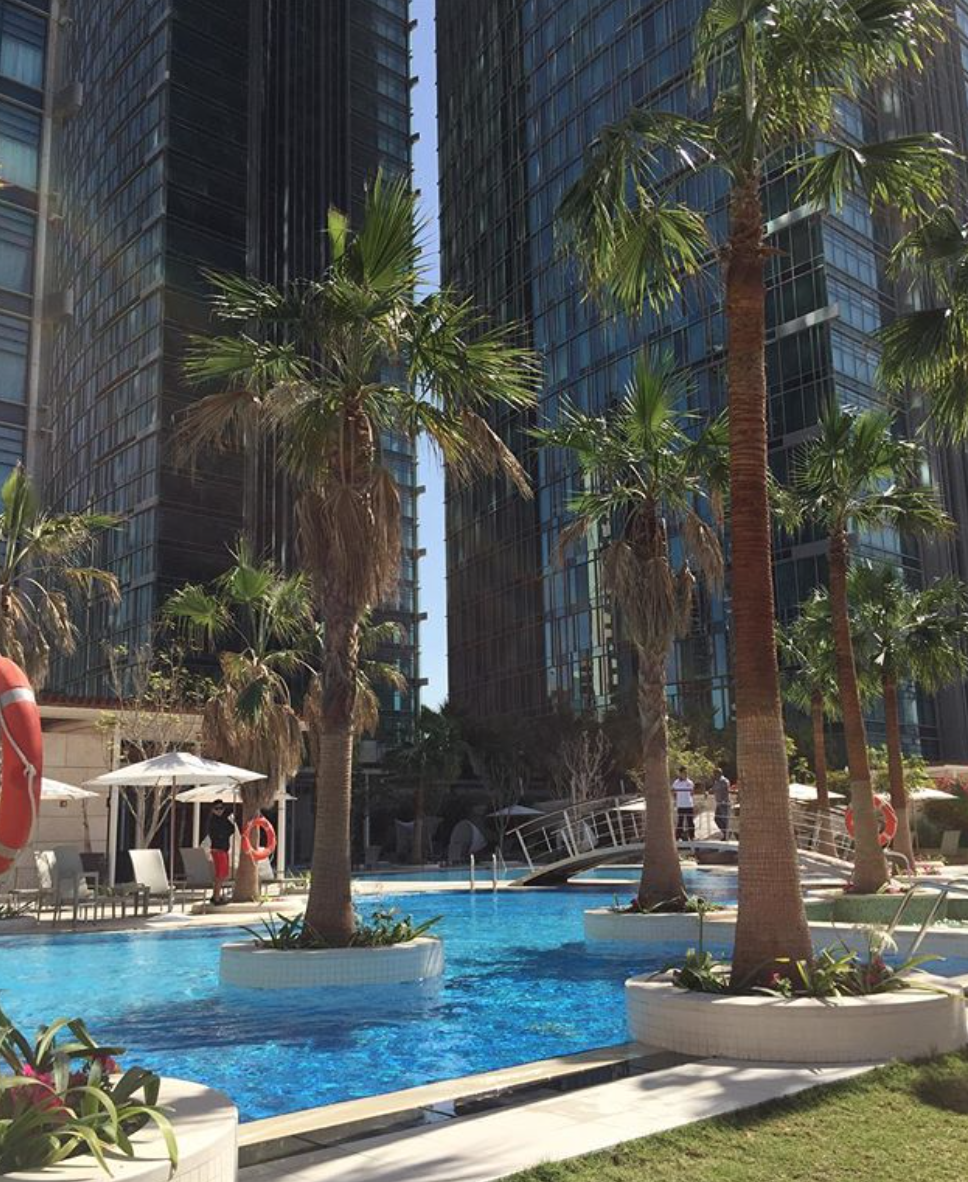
xmin=845 ymin=794 xmax=898 ymax=849
xmin=0 ymin=658 xmax=42 ymax=875
xmin=241 ymin=815 xmax=276 ymax=862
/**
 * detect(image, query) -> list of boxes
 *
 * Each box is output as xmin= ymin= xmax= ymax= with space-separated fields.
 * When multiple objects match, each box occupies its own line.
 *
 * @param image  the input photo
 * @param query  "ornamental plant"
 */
xmin=244 ymin=908 xmax=441 ymax=950
xmin=0 ymin=1009 xmax=177 ymax=1175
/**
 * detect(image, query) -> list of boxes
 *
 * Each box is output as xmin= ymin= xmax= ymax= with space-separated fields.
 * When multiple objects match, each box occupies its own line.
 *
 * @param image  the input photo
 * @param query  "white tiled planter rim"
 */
xmin=586 ymin=907 xmax=968 ymax=961
xmin=5 ymin=1078 xmax=237 ymax=1182
xmin=627 ymin=973 xmax=968 ymax=1063
xmin=584 ymin=908 xmax=737 ymax=944
xmin=219 ymin=936 xmax=444 ymax=990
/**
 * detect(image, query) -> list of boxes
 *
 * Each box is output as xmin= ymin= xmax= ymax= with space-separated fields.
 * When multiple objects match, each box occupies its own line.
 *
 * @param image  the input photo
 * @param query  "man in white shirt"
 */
xmin=672 ymin=766 xmax=695 ymax=841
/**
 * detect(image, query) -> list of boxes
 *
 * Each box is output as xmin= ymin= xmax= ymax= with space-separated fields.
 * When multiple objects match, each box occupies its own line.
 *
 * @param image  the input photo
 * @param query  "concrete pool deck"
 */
xmin=239 ymin=1055 xmax=876 ymax=1182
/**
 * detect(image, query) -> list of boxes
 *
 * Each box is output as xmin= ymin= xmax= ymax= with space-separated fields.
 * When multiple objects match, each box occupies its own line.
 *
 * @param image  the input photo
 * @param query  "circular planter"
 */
xmin=5 ymin=1078 xmax=237 ymax=1182
xmin=584 ymin=907 xmax=736 ymax=944
xmin=626 ymin=972 xmax=968 ymax=1063
xmin=219 ymin=936 xmax=444 ymax=990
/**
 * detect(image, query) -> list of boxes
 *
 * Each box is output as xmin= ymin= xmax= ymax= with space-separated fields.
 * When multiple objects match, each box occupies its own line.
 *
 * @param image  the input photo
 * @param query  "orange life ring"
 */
xmin=845 ymin=795 xmax=898 ymax=848
xmin=0 ymin=658 xmax=42 ymax=875
xmin=241 ymin=815 xmax=276 ymax=862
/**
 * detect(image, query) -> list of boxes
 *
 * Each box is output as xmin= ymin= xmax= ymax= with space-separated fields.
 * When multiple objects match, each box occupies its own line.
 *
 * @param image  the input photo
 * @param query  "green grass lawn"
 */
xmin=506 ymin=1054 xmax=968 ymax=1182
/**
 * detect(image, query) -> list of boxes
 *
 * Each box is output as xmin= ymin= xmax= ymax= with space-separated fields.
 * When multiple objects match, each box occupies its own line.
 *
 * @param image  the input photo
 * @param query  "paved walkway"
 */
xmin=240 ymin=1058 xmax=873 ymax=1182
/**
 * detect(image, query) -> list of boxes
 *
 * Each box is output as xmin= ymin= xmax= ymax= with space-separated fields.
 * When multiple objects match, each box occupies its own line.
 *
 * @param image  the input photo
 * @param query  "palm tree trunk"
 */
xmin=304 ymin=727 xmax=355 ymax=942
xmin=636 ymin=654 xmax=686 ymax=910
xmin=411 ymin=780 xmax=426 ymax=865
xmin=811 ymin=691 xmax=836 ymax=858
xmin=233 ymin=796 xmax=261 ymax=904
xmin=828 ymin=530 xmax=888 ymax=892
xmin=726 ymin=174 xmax=811 ymax=982
xmin=883 ymin=675 xmax=915 ymax=872
xmin=303 ymin=612 xmax=360 ymax=945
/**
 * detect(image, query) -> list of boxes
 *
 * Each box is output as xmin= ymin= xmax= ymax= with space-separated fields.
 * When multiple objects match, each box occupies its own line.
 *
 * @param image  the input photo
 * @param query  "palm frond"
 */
xmin=797 ymin=133 xmax=955 ymax=219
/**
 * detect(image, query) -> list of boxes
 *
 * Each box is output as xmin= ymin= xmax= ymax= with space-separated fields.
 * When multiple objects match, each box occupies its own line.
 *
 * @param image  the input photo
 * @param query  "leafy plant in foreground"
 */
xmin=0 ymin=1008 xmax=177 ymax=1175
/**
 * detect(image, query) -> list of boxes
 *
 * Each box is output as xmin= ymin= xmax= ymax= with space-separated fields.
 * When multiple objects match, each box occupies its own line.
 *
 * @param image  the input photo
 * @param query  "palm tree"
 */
xmin=533 ymin=351 xmax=727 ymax=909
xmin=879 ymin=206 xmax=968 ymax=439
xmin=386 ymin=706 xmax=464 ymax=865
xmin=164 ymin=541 xmax=309 ymax=903
xmin=180 ymin=176 xmax=538 ymax=943
xmin=779 ymin=593 xmax=842 ymax=856
xmin=782 ymin=405 xmax=952 ymax=890
xmin=0 ymin=465 xmax=119 ymax=688
xmin=558 ymin=0 xmax=950 ymax=977
xmin=849 ymin=562 xmax=968 ymax=871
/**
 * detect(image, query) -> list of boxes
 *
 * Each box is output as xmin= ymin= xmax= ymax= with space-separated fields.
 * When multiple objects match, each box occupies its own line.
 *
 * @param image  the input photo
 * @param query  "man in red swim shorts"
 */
xmin=207 ymin=800 xmax=237 ymax=904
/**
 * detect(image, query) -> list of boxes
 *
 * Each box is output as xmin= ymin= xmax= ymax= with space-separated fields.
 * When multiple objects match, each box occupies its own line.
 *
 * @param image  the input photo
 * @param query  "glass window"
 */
xmin=0 ymin=101 xmax=39 ymax=188
xmin=0 ymin=5 xmax=45 ymax=89
xmin=0 ymin=202 xmax=33 ymax=291
xmin=0 ymin=311 xmax=27 ymax=402
xmin=0 ymin=421 xmax=22 ymax=484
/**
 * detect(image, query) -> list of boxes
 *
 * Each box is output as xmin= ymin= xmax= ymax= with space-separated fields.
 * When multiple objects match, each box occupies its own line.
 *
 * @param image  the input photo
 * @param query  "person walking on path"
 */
xmin=672 ymin=766 xmax=695 ymax=842
xmin=711 ymin=767 xmax=732 ymax=839
xmin=207 ymin=800 xmax=238 ymax=905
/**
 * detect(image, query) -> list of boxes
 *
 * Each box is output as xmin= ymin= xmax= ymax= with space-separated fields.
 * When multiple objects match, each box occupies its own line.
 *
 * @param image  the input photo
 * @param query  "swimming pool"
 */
xmin=1 ymin=871 xmax=953 ymax=1124
xmin=0 ymin=874 xmax=732 ymax=1122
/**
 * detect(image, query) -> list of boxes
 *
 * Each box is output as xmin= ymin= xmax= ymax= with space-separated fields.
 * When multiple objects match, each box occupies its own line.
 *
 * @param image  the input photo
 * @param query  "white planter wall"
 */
xmin=6 ymin=1079 xmax=237 ymax=1182
xmin=626 ymin=974 xmax=968 ymax=1063
xmin=585 ymin=907 xmax=968 ymax=965
xmin=220 ymin=936 xmax=444 ymax=990
xmin=583 ymin=908 xmax=736 ymax=944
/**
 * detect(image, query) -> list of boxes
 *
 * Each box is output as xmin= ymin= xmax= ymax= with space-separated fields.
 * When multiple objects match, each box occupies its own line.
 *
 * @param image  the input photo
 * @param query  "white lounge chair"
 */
xmin=128 ymin=849 xmax=195 ymax=912
xmin=50 ymin=847 xmax=105 ymax=925
xmin=179 ymin=847 xmax=218 ymax=906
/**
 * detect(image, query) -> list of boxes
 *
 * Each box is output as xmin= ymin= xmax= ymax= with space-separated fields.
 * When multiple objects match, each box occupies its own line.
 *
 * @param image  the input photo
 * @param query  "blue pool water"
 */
xmin=0 ymin=873 xmax=734 ymax=1122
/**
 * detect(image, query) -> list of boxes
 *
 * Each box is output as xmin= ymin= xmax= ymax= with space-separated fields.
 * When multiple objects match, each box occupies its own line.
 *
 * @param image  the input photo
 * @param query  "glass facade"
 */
xmin=0 ymin=0 xmax=47 ymax=494
xmin=439 ymin=0 xmax=968 ymax=758
xmin=43 ymin=0 xmax=420 ymax=743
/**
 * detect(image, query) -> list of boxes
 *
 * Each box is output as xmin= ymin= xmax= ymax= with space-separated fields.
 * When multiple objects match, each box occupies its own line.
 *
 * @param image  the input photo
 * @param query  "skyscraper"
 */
xmin=40 ymin=0 xmax=419 ymax=741
xmin=0 ymin=0 xmax=51 ymax=488
xmin=439 ymin=0 xmax=968 ymax=759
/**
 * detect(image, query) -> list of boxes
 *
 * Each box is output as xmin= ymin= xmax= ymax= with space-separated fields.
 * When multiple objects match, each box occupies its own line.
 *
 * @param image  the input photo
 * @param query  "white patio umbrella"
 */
xmin=40 ymin=778 xmax=98 ymax=802
xmin=86 ymin=753 xmax=266 ymax=882
xmin=175 ymin=784 xmax=295 ymax=804
xmin=175 ymin=784 xmax=296 ymax=859
xmin=908 ymin=786 xmax=957 ymax=802
xmin=488 ymin=804 xmax=544 ymax=818
xmin=788 ymin=783 xmax=846 ymax=803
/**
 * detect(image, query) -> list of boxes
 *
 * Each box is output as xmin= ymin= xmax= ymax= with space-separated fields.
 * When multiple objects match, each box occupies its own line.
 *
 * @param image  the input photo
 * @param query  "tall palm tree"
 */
xmin=558 ymin=0 xmax=951 ymax=977
xmin=533 ymin=351 xmax=727 ymax=910
xmin=782 ymin=405 xmax=953 ymax=890
xmin=164 ymin=542 xmax=309 ymax=902
xmin=0 ymin=465 xmax=119 ymax=688
xmin=180 ymin=176 xmax=538 ymax=943
xmin=387 ymin=706 xmax=464 ymax=865
xmin=779 ymin=593 xmax=842 ymax=856
xmin=849 ymin=562 xmax=968 ymax=871
xmin=879 ymin=206 xmax=968 ymax=439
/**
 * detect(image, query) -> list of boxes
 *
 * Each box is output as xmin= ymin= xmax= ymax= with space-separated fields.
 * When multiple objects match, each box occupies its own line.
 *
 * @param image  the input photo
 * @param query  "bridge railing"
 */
xmin=512 ymin=794 xmax=855 ymax=872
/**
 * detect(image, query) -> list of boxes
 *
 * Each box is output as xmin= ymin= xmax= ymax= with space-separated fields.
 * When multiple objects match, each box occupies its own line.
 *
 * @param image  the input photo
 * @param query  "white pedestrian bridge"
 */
xmin=508 ymin=794 xmax=860 ymax=886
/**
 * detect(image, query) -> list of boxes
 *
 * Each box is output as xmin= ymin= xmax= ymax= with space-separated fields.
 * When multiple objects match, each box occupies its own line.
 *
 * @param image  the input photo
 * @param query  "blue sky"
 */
xmin=411 ymin=1 xmax=447 ymax=708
